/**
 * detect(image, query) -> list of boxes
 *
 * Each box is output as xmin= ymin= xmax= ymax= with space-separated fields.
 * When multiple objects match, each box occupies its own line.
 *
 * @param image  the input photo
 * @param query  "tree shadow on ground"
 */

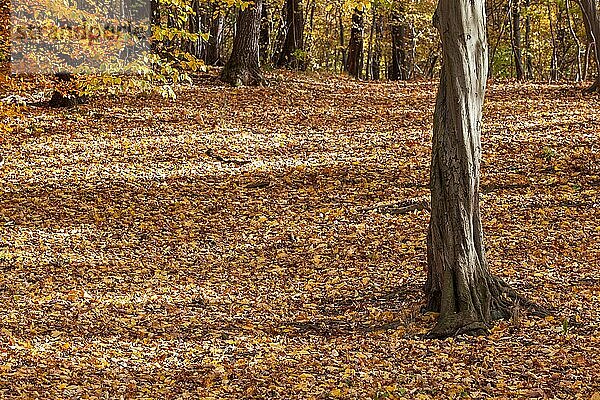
xmin=272 ymin=284 xmax=423 ymax=338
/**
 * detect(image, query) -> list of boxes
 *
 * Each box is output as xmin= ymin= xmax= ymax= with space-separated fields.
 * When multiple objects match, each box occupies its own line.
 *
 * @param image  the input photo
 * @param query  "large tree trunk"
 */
xmin=345 ymin=7 xmax=365 ymax=79
xmin=277 ymin=0 xmax=305 ymax=69
xmin=221 ymin=0 xmax=265 ymax=86
xmin=425 ymin=0 xmax=516 ymax=338
xmin=578 ymin=0 xmax=600 ymax=91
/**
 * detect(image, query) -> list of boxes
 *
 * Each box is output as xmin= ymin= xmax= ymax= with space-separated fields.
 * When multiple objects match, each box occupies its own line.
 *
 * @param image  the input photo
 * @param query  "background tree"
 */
xmin=206 ymin=1 xmax=226 ymax=65
xmin=346 ymin=6 xmax=365 ymax=78
xmin=221 ymin=0 xmax=265 ymax=86
xmin=260 ymin=1 xmax=272 ymax=65
xmin=510 ymin=0 xmax=524 ymax=80
xmin=389 ymin=3 xmax=411 ymax=80
xmin=277 ymin=0 xmax=306 ymax=69
xmin=578 ymin=0 xmax=600 ymax=91
xmin=366 ymin=1 xmax=384 ymax=79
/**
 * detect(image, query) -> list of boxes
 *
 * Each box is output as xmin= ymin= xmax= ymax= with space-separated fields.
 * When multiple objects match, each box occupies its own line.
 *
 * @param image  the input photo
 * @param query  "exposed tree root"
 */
xmin=424 ymin=274 xmax=550 ymax=339
xmin=426 ymin=312 xmax=490 ymax=339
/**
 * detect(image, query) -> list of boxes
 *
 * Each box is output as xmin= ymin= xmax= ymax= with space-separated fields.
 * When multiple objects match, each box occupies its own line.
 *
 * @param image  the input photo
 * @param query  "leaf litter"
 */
xmin=0 ymin=71 xmax=599 ymax=398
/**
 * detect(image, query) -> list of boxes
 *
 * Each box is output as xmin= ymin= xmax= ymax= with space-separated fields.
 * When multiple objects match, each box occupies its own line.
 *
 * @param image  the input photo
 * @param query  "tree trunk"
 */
xmin=366 ymin=6 xmax=375 ymax=80
xmin=150 ymin=0 xmax=161 ymax=53
xmin=389 ymin=5 xmax=409 ymax=80
xmin=221 ymin=0 xmax=266 ymax=86
xmin=524 ymin=0 xmax=533 ymax=79
xmin=339 ymin=12 xmax=347 ymax=73
xmin=548 ymin=3 xmax=559 ymax=82
xmin=566 ymin=0 xmax=583 ymax=81
xmin=277 ymin=0 xmax=305 ymax=69
xmin=260 ymin=1 xmax=271 ymax=65
xmin=206 ymin=3 xmax=225 ymax=66
xmin=187 ymin=0 xmax=204 ymax=58
xmin=578 ymin=0 xmax=600 ymax=91
xmin=371 ymin=6 xmax=384 ymax=80
xmin=345 ymin=7 xmax=365 ymax=79
xmin=511 ymin=0 xmax=524 ymax=80
xmin=425 ymin=0 xmax=515 ymax=338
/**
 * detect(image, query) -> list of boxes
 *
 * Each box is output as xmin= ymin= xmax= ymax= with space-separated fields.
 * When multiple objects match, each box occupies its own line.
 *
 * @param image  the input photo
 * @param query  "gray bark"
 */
xmin=425 ymin=0 xmax=513 ymax=338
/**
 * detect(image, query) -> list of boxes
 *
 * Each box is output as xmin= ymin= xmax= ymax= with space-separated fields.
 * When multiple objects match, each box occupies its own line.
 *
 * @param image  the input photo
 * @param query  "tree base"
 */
xmin=424 ymin=275 xmax=548 ymax=339
xmin=426 ymin=312 xmax=490 ymax=338
xmin=220 ymin=65 xmax=267 ymax=87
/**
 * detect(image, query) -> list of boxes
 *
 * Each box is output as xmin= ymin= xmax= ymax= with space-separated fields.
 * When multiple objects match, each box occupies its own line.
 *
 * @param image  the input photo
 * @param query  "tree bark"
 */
xmin=345 ymin=7 xmax=365 ymax=79
xmin=206 ymin=3 xmax=225 ymax=66
xmin=259 ymin=1 xmax=272 ymax=65
xmin=150 ymin=0 xmax=161 ymax=53
xmin=524 ymin=0 xmax=533 ymax=79
xmin=425 ymin=0 xmax=517 ymax=338
xmin=369 ymin=5 xmax=383 ymax=80
xmin=566 ymin=0 xmax=583 ymax=81
xmin=578 ymin=0 xmax=600 ymax=91
xmin=511 ymin=0 xmax=525 ymax=80
xmin=277 ymin=0 xmax=305 ymax=69
xmin=339 ymin=12 xmax=347 ymax=73
xmin=221 ymin=0 xmax=266 ymax=86
xmin=548 ymin=3 xmax=559 ymax=82
xmin=389 ymin=4 xmax=410 ymax=80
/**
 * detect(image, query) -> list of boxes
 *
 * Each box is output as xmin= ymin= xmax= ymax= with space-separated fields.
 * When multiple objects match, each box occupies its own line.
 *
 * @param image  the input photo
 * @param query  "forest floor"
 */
xmin=0 ymin=71 xmax=599 ymax=399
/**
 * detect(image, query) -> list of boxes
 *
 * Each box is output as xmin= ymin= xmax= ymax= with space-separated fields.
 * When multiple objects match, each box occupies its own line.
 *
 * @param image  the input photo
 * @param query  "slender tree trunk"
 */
xmin=303 ymin=0 xmax=316 ymax=63
xmin=524 ymin=0 xmax=533 ymax=79
xmin=584 ymin=42 xmax=593 ymax=80
xmin=566 ymin=0 xmax=583 ymax=81
xmin=548 ymin=3 xmax=559 ymax=81
xmin=366 ymin=6 xmax=375 ymax=80
xmin=489 ymin=5 xmax=510 ymax=79
xmin=339 ymin=12 xmax=346 ymax=73
xmin=511 ymin=0 xmax=525 ymax=80
xmin=371 ymin=6 xmax=383 ymax=80
xmin=150 ymin=0 xmax=161 ymax=53
xmin=578 ymin=0 xmax=600 ymax=91
xmin=187 ymin=0 xmax=202 ymax=58
xmin=221 ymin=0 xmax=265 ymax=86
xmin=260 ymin=1 xmax=271 ymax=65
xmin=206 ymin=4 xmax=225 ymax=66
xmin=346 ymin=6 xmax=365 ymax=78
xmin=425 ymin=0 xmax=537 ymax=338
xmin=277 ymin=0 xmax=305 ymax=69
